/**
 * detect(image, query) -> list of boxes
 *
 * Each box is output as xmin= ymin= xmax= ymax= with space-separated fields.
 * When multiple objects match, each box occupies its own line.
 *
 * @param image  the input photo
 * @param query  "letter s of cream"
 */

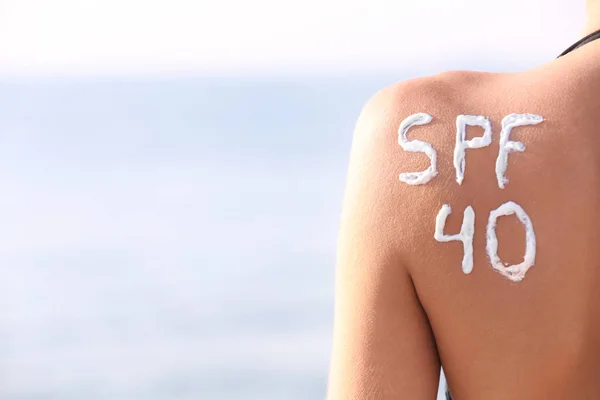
xmin=398 ymin=113 xmax=437 ymax=185
xmin=496 ymin=113 xmax=544 ymax=189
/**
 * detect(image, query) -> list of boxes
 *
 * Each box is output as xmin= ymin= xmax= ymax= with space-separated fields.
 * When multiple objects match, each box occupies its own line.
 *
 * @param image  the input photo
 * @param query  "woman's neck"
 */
xmin=584 ymin=0 xmax=600 ymax=36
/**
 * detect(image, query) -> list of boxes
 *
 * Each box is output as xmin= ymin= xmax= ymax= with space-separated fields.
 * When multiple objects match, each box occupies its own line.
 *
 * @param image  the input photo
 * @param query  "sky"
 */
xmin=0 ymin=0 xmax=585 ymax=76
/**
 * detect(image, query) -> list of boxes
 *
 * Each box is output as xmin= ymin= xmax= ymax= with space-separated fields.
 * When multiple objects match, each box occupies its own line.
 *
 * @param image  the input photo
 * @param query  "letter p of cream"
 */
xmin=454 ymin=115 xmax=493 ymax=185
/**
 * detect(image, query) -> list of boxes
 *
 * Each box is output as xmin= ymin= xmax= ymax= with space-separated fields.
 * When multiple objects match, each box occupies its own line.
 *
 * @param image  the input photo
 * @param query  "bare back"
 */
xmin=328 ymin=40 xmax=600 ymax=399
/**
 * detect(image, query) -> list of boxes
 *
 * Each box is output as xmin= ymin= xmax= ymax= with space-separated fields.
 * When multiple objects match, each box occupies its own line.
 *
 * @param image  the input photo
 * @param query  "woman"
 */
xmin=327 ymin=2 xmax=600 ymax=398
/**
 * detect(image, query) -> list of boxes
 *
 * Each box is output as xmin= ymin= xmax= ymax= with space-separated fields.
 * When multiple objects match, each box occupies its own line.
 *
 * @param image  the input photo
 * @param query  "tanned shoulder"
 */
xmin=341 ymin=73 xmax=476 ymax=264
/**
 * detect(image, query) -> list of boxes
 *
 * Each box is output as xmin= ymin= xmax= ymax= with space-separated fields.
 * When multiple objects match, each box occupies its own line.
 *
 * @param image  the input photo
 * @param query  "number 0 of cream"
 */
xmin=399 ymin=113 xmax=543 ymax=282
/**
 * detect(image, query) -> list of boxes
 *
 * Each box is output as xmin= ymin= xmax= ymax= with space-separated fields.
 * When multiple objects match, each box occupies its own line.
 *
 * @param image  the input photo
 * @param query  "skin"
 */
xmin=585 ymin=0 xmax=600 ymax=35
xmin=327 ymin=12 xmax=600 ymax=400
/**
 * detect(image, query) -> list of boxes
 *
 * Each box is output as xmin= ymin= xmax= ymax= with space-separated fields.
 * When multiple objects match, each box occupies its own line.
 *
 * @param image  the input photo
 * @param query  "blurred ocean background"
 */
xmin=0 ymin=75 xmax=415 ymax=399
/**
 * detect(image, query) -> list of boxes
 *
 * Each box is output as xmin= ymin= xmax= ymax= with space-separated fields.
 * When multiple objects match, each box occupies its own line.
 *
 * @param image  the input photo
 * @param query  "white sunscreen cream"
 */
xmin=398 ymin=113 xmax=437 ymax=185
xmin=486 ymin=201 xmax=536 ymax=282
xmin=495 ymin=113 xmax=544 ymax=189
xmin=454 ymin=115 xmax=493 ymax=185
xmin=434 ymin=204 xmax=475 ymax=274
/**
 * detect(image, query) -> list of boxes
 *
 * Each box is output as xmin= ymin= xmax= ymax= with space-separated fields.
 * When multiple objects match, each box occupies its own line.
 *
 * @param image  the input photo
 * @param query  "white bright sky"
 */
xmin=0 ymin=0 xmax=586 ymax=76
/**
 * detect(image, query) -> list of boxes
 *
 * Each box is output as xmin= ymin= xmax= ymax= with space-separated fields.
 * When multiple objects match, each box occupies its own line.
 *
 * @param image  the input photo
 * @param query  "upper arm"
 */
xmin=327 ymin=85 xmax=442 ymax=400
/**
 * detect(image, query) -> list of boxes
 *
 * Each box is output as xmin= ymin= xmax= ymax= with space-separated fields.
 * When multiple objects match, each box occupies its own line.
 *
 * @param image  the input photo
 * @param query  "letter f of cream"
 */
xmin=496 ymin=113 xmax=544 ymax=189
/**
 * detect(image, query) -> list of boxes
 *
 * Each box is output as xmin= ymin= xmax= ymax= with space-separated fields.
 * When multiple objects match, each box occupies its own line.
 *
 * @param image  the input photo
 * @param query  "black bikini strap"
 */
xmin=558 ymin=28 xmax=600 ymax=58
